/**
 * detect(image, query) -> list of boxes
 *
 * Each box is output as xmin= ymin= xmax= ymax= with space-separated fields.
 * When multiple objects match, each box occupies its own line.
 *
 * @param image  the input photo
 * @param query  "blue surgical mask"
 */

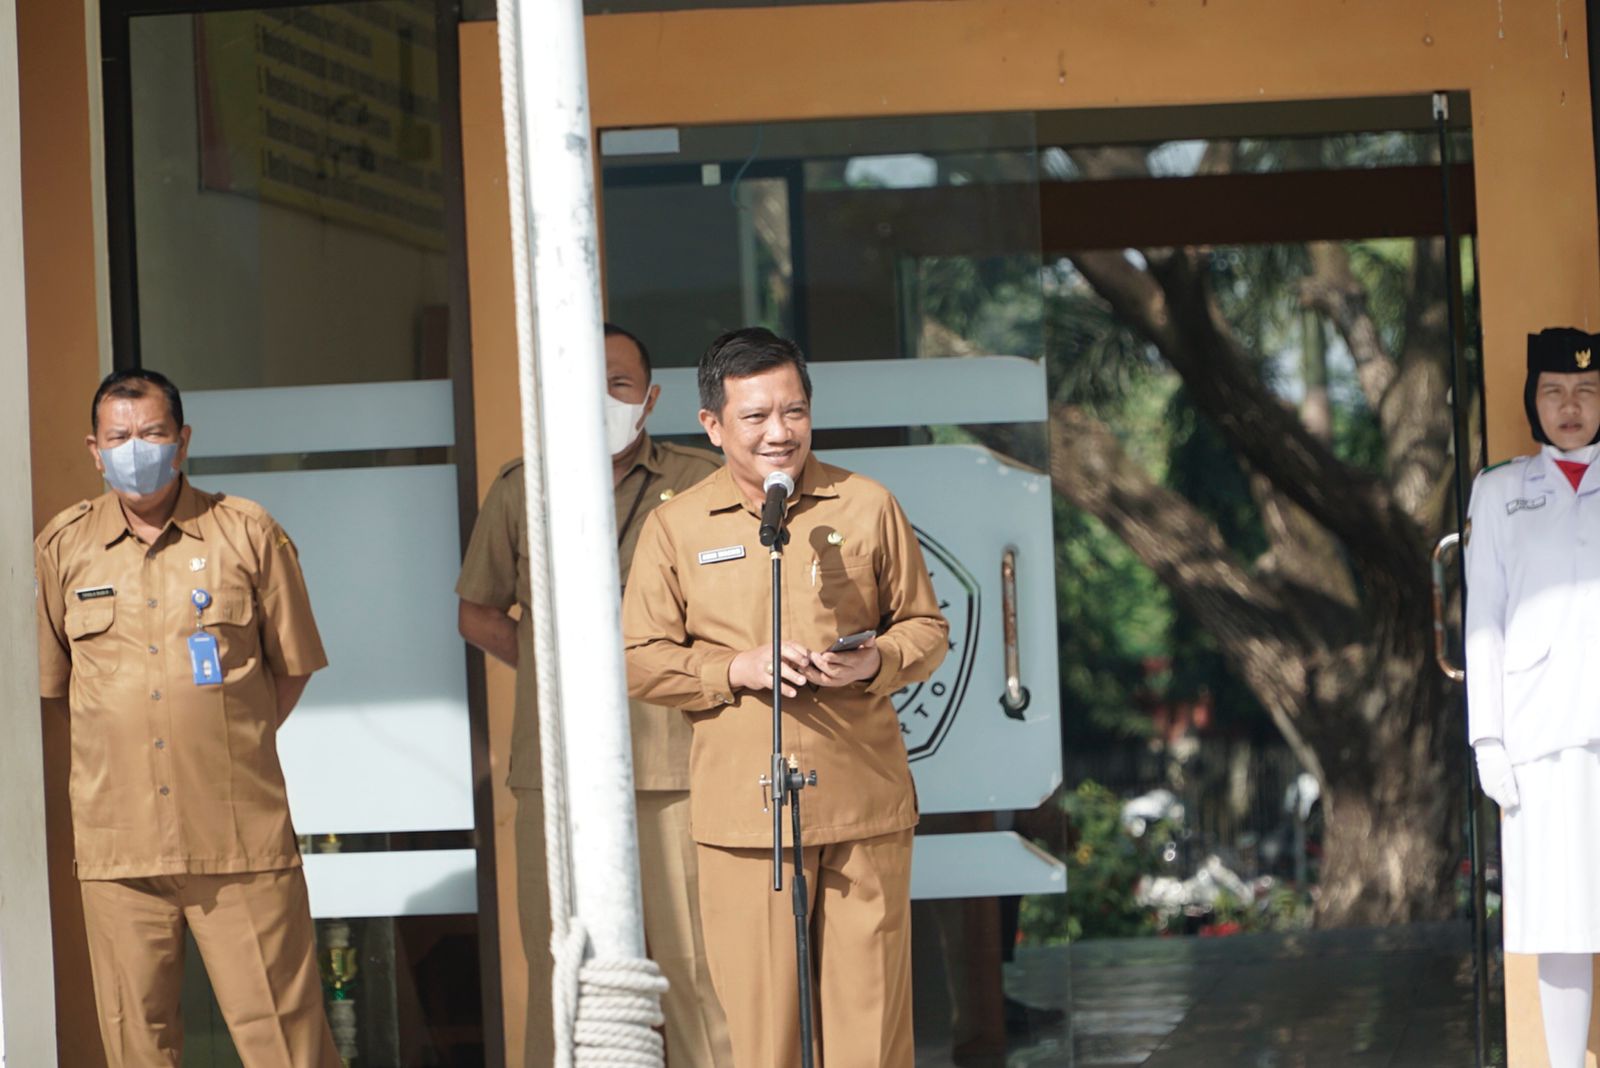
xmin=100 ymin=438 xmax=181 ymax=496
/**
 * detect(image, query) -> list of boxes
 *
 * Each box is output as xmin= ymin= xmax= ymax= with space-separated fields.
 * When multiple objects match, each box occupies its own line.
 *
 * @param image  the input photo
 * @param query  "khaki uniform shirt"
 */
xmin=622 ymin=455 xmax=950 ymax=848
xmin=455 ymin=434 xmax=721 ymax=791
xmin=34 ymin=479 xmax=327 ymax=880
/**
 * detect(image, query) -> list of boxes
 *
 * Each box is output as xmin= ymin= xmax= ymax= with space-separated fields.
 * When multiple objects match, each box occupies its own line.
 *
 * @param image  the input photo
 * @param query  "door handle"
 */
xmin=1431 ymin=532 xmax=1464 ymax=682
xmin=1000 ymin=548 xmax=1030 ymax=719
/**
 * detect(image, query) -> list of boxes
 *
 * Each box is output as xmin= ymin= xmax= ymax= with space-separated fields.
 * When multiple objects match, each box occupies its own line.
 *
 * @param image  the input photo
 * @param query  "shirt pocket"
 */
xmin=812 ymin=551 xmax=878 ymax=636
xmin=207 ymin=587 xmax=259 ymax=670
xmin=64 ymin=601 xmax=118 ymax=678
xmin=1504 ymin=612 xmax=1553 ymax=674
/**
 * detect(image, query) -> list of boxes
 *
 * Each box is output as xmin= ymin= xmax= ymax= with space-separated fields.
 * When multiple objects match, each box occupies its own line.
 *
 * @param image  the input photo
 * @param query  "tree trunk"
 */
xmin=1315 ymin=649 xmax=1464 ymax=925
xmin=1041 ymin=403 xmax=1463 ymax=924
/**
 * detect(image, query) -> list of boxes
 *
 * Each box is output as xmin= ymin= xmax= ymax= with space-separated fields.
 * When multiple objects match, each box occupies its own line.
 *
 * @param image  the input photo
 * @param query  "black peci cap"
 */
xmin=1525 ymin=328 xmax=1600 ymax=445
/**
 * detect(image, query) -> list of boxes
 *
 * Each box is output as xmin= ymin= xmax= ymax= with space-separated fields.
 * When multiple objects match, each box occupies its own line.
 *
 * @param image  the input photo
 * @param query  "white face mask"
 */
xmin=604 ymin=394 xmax=647 ymax=457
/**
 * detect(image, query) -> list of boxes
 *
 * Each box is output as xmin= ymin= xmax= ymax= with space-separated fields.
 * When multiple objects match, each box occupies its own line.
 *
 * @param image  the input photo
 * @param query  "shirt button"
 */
xmin=148 ymin=645 xmax=158 ymax=655
xmin=159 ymin=786 xmax=170 ymax=796
xmin=147 ymin=598 xmax=158 ymax=608
xmin=154 ymin=739 xmax=165 ymax=750
xmin=151 ymin=690 xmax=161 ymax=701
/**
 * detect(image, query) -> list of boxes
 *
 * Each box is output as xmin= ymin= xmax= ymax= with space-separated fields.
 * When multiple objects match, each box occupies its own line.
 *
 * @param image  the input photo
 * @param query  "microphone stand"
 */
xmin=758 ymin=517 xmax=818 ymax=1068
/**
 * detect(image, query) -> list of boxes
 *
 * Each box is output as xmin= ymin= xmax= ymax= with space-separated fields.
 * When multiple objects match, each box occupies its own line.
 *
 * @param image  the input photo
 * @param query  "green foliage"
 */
xmin=1164 ymin=387 xmax=1266 ymax=561
xmin=1162 ymin=387 xmax=1274 ymax=730
xmin=1021 ymin=781 xmax=1174 ymax=944
xmin=1203 ymin=884 xmax=1314 ymax=935
xmin=1042 ymin=261 xmax=1163 ymax=409
xmin=1020 ymin=780 xmax=1316 ymax=944
xmin=1053 ymin=357 xmax=1177 ymax=739
xmin=909 ymin=255 xmax=1043 ymax=360
xmin=1205 ymin=244 xmax=1309 ymax=366
xmin=1055 ymin=499 xmax=1172 ymax=740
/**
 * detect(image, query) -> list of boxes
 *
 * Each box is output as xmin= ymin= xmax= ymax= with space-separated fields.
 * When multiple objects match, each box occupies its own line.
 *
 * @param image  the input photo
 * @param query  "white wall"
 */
xmin=0 ymin=0 xmax=58 ymax=1059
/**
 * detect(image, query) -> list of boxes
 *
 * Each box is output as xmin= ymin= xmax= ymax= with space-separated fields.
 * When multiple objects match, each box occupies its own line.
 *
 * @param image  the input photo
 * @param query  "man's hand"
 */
xmin=459 ymin=600 xmax=518 ymax=668
xmin=274 ymin=673 xmax=312 ymax=726
xmin=809 ymin=634 xmax=881 ymax=688
xmin=729 ymin=641 xmax=816 ymax=698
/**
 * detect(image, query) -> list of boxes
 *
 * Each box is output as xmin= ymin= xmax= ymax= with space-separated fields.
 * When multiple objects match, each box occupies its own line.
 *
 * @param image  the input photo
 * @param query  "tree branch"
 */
xmin=1299 ymin=242 xmax=1396 ymax=410
xmin=1068 ymin=247 xmax=1424 ymax=600
xmin=1048 ymin=404 xmax=1327 ymax=783
xmin=1247 ymin=471 xmax=1361 ymax=637
xmin=1381 ymin=237 xmax=1457 ymax=521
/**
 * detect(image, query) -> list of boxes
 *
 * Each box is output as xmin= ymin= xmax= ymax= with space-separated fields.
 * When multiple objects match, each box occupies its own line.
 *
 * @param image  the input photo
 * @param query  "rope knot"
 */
xmin=553 ymin=921 xmax=668 ymax=1066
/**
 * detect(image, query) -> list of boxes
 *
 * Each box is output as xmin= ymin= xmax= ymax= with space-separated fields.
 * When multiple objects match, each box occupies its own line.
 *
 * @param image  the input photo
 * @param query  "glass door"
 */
xmin=599 ymin=94 xmax=1491 ymax=1067
xmin=105 ymin=2 xmax=492 ymax=1063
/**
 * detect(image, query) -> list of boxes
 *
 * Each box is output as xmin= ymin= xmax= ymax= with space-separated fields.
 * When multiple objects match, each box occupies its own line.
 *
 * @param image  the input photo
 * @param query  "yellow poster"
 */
xmin=196 ymin=3 xmax=446 ymax=251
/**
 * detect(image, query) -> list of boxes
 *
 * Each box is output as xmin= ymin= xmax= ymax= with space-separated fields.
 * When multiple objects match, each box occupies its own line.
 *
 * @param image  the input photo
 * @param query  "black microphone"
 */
xmin=759 ymin=471 xmax=796 ymax=547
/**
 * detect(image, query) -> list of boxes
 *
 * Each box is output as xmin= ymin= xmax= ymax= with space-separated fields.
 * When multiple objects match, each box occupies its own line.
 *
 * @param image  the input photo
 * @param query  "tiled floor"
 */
xmin=916 ymin=922 xmax=1484 ymax=1067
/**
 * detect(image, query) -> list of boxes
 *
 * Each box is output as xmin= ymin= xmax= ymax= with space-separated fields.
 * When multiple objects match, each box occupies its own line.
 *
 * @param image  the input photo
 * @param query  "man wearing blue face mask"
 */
xmin=457 ymin=323 xmax=731 ymax=1068
xmin=34 ymin=369 xmax=339 ymax=1067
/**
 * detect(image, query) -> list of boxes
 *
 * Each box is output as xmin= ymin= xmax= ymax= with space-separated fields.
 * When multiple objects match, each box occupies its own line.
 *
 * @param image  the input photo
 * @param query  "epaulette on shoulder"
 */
xmin=1479 ymin=455 xmax=1532 ymax=478
xmin=497 ymin=456 xmax=525 ymax=480
xmin=36 ymin=500 xmax=94 ymax=546
xmin=655 ymin=467 xmax=718 ymax=511
xmin=657 ymin=441 xmax=721 ymax=472
xmin=210 ymin=492 xmax=274 ymax=527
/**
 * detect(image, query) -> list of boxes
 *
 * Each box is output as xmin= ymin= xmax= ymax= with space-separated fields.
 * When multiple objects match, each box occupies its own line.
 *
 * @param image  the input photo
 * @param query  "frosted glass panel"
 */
xmin=910 ymin=833 xmax=1065 ymax=901
xmin=304 ymin=850 xmax=477 ymax=918
xmin=649 ymin=356 xmax=1047 ymax=435
xmin=199 ymin=465 xmax=474 ymax=834
xmin=185 ymin=381 xmax=455 ymax=458
xmin=820 ymin=444 xmax=1062 ymax=815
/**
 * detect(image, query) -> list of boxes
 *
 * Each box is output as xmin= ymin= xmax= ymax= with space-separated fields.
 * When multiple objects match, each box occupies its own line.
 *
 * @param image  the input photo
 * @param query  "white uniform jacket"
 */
xmin=1465 ymin=445 xmax=1600 ymax=764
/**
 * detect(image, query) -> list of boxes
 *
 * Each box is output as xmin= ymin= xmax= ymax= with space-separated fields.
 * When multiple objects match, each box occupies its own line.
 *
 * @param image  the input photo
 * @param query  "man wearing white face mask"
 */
xmin=457 ymin=324 xmax=730 ymax=1068
xmin=34 ymin=369 xmax=339 ymax=1066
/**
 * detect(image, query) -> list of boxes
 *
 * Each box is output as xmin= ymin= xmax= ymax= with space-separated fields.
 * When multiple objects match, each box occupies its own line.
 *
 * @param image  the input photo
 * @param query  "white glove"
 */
xmin=1474 ymin=740 xmax=1520 ymax=811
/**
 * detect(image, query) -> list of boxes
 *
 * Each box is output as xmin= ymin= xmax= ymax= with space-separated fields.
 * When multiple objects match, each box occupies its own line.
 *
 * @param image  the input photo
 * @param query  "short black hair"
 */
xmin=698 ymin=327 xmax=813 ymax=416
xmin=91 ymin=369 xmax=184 ymax=433
xmin=604 ymin=322 xmax=652 ymax=379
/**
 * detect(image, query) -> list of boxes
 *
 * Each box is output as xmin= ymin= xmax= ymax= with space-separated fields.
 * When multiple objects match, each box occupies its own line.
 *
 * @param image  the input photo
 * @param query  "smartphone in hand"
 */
xmin=827 ymin=629 xmax=875 ymax=654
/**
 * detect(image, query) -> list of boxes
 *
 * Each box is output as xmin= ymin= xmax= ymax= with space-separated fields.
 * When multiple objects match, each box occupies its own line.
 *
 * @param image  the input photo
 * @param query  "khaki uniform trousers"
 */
xmin=79 ymin=868 xmax=339 ymax=1068
xmin=516 ymin=788 xmax=731 ymax=1068
xmin=696 ymin=828 xmax=915 ymax=1068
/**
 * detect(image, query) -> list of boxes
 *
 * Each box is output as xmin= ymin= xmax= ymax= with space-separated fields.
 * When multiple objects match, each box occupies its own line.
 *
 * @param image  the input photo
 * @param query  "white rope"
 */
xmin=559 ymin=923 xmax=670 ymax=1066
xmin=496 ymin=3 xmax=665 ymax=1066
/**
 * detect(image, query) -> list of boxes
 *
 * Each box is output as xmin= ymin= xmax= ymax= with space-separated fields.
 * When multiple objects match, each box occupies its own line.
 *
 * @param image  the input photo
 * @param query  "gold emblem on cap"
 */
xmin=659 ymin=488 xmax=676 ymax=502
xmin=827 ymin=531 xmax=844 ymax=546
xmin=1579 ymin=348 xmax=1592 ymax=369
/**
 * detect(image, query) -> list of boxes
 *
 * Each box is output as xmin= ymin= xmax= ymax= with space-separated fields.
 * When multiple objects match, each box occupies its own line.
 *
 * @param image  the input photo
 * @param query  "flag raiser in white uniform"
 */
xmin=1465 ymin=443 xmax=1600 ymax=765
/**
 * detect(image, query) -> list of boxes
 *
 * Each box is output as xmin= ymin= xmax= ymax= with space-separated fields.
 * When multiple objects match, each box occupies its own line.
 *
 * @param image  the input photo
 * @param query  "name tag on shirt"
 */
xmin=698 ymin=545 xmax=747 ymax=565
xmin=188 ymin=631 xmax=222 ymax=687
xmin=74 ymin=585 xmax=115 ymax=601
xmin=1507 ymin=494 xmax=1550 ymax=516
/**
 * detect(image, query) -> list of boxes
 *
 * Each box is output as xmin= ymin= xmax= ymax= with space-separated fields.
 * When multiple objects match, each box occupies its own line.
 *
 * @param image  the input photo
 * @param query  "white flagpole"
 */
xmin=505 ymin=0 xmax=647 ymax=968
xmin=499 ymin=1 xmax=663 ymax=1059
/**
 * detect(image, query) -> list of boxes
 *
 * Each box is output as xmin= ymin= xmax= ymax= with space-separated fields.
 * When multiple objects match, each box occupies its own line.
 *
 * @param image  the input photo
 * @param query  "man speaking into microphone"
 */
xmin=622 ymin=327 xmax=949 ymax=1067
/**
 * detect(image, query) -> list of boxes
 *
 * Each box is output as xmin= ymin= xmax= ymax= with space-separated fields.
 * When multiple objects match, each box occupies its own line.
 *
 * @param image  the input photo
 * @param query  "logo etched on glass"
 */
xmin=894 ymin=527 xmax=981 ymax=761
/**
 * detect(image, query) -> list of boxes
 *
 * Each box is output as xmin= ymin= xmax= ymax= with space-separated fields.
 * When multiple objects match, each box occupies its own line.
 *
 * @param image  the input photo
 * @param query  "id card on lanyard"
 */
xmin=188 ymin=588 xmax=222 ymax=686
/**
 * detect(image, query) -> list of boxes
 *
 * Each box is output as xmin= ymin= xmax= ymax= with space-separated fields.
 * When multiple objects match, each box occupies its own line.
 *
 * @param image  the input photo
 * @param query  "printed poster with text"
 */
xmin=195 ymin=3 xmax=446 ymax=251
